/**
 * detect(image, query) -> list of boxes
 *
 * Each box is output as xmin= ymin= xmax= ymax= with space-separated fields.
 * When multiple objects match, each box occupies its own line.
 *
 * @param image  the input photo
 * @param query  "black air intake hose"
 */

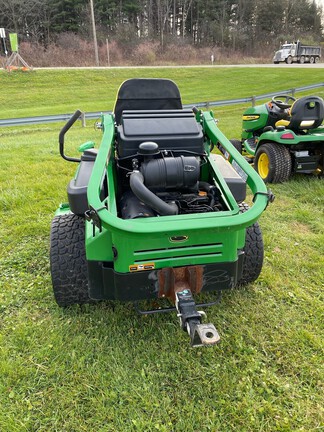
xmin=130 ymin=171 xmax=179 ymax=216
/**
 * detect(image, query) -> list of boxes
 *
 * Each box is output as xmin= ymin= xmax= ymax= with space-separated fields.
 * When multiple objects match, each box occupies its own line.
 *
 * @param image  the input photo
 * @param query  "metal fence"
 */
xmin=1 ymin=82 xmax=323 ymax=128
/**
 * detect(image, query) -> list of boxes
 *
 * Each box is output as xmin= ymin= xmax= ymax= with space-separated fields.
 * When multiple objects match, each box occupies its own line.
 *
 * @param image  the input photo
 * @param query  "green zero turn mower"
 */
xmin=229 ymin=95 xmax=324 ymax=183
xmin=50 ymin=79 xmax=273 ymax=347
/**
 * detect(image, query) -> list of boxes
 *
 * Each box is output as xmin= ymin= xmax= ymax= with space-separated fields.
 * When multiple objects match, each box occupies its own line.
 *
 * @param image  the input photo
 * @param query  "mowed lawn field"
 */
xmin=0 ymin=68 xmax=323 ymax=431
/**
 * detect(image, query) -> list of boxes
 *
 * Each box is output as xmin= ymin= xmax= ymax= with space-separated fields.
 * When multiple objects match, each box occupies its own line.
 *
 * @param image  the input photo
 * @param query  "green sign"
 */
xmin=9 ymin=33 xmax=18 ymax=52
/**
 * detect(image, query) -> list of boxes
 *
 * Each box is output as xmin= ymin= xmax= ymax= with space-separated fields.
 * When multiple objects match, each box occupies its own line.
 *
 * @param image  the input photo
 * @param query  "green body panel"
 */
xmin=244 ymin=126 xmax=324 ymax=156
xmin=87 ymin=220 xmax=244 ymax=271
xmin=86 ymin=223 xmax=113 ymax=262
xmin=242 ymin=104 xmax=269 ymax=140
xmin=258 ymin=126 xmax=324 ymax=147
xmin=84 ymin=112 xmax=269 ymax=274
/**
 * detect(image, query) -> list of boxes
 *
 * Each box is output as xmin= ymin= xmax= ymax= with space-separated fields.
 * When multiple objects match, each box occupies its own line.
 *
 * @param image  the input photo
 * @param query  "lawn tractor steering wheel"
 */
xmin=271 ymin=95 xmax=296 ymax=110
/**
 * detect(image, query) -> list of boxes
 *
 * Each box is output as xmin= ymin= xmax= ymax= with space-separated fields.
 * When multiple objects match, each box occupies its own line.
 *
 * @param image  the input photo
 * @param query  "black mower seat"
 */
xmin=114 ymin=78 xmax=182 ymax=125
xmin=286 ymin=96 xmax=324 ymax=130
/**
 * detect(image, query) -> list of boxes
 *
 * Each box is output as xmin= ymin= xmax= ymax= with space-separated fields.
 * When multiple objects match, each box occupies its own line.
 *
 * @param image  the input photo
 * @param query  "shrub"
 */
xmin=131 ymin=42 xmax=159 ymax=65
xmin=17 ymin=34 xmax=269 ymax=67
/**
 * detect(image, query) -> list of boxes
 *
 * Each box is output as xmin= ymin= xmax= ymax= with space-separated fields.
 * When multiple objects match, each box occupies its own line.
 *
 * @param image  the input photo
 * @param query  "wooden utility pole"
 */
xmin=106 ymin=38 xmax=110 ymax=67
xmin=90 ymin=0 xmax=99 ymax=66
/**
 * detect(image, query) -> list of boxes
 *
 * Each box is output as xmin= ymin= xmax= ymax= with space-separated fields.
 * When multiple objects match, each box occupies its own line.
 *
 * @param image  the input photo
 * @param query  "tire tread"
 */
xmin=255 ymin=142 xmax=292 ymax=183
xmin=237 ymin=203 xmax=264 ymax=286
xmin=50 ymin=214 xmax=92 ymax=306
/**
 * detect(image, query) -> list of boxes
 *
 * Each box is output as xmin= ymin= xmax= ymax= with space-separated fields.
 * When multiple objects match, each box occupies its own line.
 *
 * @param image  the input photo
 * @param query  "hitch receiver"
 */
xmin=175 ymin=289 xmax=220 ymax=347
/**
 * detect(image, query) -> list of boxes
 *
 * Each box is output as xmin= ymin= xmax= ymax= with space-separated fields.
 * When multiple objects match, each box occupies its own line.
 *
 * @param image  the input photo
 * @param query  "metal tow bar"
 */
xmin=175 ymin=289 xmax=220 ymax=347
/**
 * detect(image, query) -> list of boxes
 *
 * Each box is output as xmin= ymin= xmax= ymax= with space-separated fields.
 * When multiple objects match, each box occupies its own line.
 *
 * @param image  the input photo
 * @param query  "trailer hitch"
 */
xmin=175 ymin=289 xmax=220 ymax=347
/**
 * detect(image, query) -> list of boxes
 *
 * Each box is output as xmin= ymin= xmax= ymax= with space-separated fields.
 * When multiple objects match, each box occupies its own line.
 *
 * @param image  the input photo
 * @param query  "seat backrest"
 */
xmin=289 ymin=96 xmax=324 ymax=130
xmin=114 ymin=78 xmax=182 ymax=124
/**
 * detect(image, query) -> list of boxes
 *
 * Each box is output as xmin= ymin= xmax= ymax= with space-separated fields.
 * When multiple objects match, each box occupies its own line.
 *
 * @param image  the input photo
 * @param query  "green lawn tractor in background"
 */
xmin=50 ymin=79 xmax=273 ymax=347
xmin=230 ymin=95 xmax=324 ymax=183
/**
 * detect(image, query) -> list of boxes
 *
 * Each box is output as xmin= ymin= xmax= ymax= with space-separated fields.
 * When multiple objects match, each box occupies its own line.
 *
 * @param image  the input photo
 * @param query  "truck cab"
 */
xmin=273 ymin=43 xmax=296 ymax=63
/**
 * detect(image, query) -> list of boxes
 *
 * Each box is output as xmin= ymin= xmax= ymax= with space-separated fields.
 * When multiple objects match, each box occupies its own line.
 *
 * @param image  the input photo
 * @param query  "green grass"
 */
xmin=0 ymin=68 xmax=324 ymax=431
xmin=1 ymin=67 xmax=324 ymax=118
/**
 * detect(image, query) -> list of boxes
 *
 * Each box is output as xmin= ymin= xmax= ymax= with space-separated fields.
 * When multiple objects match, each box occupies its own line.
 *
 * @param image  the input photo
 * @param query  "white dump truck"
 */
xmin=273 ymin=41 xmax=321 ymax=64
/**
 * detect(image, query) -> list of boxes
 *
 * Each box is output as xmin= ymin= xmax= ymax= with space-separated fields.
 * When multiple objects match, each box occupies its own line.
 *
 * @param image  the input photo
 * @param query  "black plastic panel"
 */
xmin=117 ymin=109 xmax=204 ymax=157
xmin=211 ymin=155 xmax=246 ymax=203
xmin=87 ymin=257 xmax=243 ymax=301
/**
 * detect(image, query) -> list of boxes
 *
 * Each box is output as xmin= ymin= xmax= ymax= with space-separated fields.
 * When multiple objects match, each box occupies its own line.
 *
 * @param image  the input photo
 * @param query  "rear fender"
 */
xmin=255 ymin=127 xmax=324 ymax=152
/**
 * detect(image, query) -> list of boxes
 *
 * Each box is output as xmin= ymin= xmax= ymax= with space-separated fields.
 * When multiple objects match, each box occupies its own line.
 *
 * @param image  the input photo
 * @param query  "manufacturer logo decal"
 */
xmin=242 ymin=115 xmax=260 ymax=120
xmin=129 ymin=263 xmax=155 ymax=272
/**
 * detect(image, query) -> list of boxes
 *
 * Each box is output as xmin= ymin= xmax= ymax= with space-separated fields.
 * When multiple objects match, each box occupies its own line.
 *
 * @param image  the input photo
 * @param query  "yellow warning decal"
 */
xmin=242 ymin=115 xmax=260 ymax=120
xmin=129 ymin=263 xmax=155 ymax=272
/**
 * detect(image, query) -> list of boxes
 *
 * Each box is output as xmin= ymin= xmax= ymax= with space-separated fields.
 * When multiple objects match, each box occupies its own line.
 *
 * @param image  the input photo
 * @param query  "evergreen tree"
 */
xmin=49 ymin=0 xmax=87 ymax=34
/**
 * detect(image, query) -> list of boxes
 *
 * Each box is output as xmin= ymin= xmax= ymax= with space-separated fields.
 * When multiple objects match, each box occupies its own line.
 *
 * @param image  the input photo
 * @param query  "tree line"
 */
xmin=0 ymin=0 xmax=323 ymax=55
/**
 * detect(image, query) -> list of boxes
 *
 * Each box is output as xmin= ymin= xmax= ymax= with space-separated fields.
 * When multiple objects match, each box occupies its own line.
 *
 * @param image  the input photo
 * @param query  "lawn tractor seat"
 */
xmin=276 ymin=96 xmax=324 ymax=131
xmin=114 ymin=78 xmax=183 ymax=125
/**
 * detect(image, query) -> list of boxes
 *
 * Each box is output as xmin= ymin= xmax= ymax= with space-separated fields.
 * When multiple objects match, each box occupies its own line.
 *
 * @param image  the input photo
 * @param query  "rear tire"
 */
xmin=310 ymin=56 xmax=315 ymax=64
xmin=254 ymin=142 xmax=292 ymax=183
xmin=299 ymin=56 xmax=305 ymax=64
xmin=237 ymin=203 xmax=264 ymax=286
xmin=229 ymin=139 xmax=242 ymax=153
xmin=50 ymin=213 xmax=92 ymax=306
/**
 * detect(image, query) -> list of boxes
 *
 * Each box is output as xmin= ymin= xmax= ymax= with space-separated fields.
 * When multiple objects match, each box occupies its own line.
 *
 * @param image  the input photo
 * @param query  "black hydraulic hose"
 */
xmin=130 ymin=171 xmax=179 ymax=216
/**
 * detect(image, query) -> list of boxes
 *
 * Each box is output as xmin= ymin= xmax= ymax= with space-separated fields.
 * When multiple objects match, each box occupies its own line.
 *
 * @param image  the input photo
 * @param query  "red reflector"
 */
xmin=281 ymin=132 xmax=294 ymax=139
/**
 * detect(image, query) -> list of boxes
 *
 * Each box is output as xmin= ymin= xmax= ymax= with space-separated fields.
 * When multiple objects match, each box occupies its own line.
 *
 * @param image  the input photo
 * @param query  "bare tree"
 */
xmin=157 ymin=0 xmax=173 ymax=48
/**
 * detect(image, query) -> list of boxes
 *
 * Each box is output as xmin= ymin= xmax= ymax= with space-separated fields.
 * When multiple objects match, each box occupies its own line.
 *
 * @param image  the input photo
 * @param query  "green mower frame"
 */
xmin=50 ymin=79 xmax=272 ymax=347
xmin=230 ymin=94 xmax=324 ymax=183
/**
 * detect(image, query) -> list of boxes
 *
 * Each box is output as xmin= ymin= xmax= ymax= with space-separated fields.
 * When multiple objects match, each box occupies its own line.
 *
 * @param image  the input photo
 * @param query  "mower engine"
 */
xmin=119 ymin=143 xmax=224 ymax=219
xmin=115 ymin=109 xmax=227 ymax=220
